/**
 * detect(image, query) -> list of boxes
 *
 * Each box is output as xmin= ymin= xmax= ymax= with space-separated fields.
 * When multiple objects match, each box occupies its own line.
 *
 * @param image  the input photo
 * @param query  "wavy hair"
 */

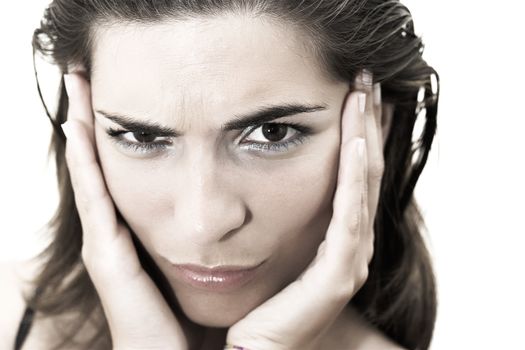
xmin=28 ymin=0 xmax=440 ymax=349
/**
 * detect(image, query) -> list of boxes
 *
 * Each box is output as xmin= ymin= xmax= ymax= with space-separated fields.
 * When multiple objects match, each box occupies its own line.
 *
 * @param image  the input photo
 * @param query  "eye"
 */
xmin=105 ymin=128 xmax=173 ymax=154
xmin=105 ymin=121 xmax=313 ymax=156
xmin=122 ymin=131 xmax=163 ymax=144
xmin=240 ymin=122 xmax=312 ymax=153
xmin=245 ymin=123 xmax=296 ymax=143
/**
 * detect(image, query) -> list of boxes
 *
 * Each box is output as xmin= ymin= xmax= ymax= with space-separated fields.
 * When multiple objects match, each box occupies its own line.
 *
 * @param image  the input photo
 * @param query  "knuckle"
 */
xmin=338 ymin=197 xmax=368 ymax=234
xmin=80 ymin=245 xmax=89 ymax=262
xmin=81 ymin=196 xmax=96 ymax=215
xmin=77 ymin=189 xmax=109 ymax=217
xmin=337 ymin=264 xmax=370 ymax=301
xmin=357 ymin=264 xmax=370 ymax=284
xmin=64 ymin=146 xmax=74 ymax=167
xmin=82 ymin=243 xmax=108 ymax=280
xmin=369 ymin=161 xmax=385 ymax=181
xmin=335 ymin=280 xmax=356 ymax=302
xmin=366 ymin=235 xmax=375 ymax=256
xmin=346 ymin=210 xmax=362 ymax=233
xmin=81 ymin=245 xmax=94 ymax=271
xmin=69 ymin=175 xmax=78 ymax=193
xmin=361 ymin=205 xmax=369 ymax=227
xmin=328 ymin=255 xmax=372 ymax=302
xmin=76 ymin=194 xmax=92 ymax=216
xmin=366 ymin=248 xmax=375 ymax=265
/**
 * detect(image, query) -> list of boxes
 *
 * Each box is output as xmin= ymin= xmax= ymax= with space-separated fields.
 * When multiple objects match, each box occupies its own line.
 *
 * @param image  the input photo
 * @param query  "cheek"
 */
xmin=94 ymin=130 xmax=170 ymax=238
xmin=243 ymin=132 xmax=340 ymax=285
xmin=94 ymin=124 xmax=341 ymax=249
xmin=251 ymin=133 xmax=340 ymax=242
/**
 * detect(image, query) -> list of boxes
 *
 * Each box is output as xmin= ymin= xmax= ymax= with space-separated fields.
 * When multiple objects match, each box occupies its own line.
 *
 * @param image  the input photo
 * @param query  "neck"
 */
xmin=188 ymin=305 xmax=398 ymax=350
xmin=194 ymin=327 xmax=228 ymax=350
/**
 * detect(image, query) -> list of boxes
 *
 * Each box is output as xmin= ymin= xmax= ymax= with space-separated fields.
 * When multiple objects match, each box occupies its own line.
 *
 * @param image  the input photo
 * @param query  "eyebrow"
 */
xmin=94 ymin=102 xmax=328 ymax=136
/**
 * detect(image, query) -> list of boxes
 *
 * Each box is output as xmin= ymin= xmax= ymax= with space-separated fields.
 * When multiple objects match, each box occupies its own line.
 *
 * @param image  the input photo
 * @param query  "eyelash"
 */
xmin=105 ymin=122 xmax=313 ymax=155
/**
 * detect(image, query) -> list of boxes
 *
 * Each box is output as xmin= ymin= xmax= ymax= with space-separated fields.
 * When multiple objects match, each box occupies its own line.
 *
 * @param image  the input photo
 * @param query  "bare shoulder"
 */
xmin=0 ymin=259 xmax=40 ymax=349
xmin=318 ymin=305 xmax=407 ymax=350
xmin=0 ymin=259 xmax=107 ymax=349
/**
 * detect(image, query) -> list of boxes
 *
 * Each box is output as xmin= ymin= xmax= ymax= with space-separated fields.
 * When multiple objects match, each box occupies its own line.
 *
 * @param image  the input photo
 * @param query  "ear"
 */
xmin=381 ymin=103 xmax=394 ymax=148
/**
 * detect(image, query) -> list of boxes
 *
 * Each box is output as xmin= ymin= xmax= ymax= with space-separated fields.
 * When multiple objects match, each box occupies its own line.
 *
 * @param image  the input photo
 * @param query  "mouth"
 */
xmin=170 ymin=260 xmax=267 ymax=293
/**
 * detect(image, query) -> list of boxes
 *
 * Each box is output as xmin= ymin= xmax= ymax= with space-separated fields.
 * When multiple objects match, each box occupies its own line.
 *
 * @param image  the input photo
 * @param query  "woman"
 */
xmin=2 ymin=0 xmax=439 ymax=349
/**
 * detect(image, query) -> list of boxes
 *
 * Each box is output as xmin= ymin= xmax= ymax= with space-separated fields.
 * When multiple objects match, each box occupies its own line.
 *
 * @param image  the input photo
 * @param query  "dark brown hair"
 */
xmin=29 ymin=0 xmax=440 ymax=349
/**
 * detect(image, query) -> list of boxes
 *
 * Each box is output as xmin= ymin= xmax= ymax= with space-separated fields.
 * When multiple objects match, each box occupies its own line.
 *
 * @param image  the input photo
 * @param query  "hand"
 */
xmin=61 ymin=72 xmax=193 ymax=350
xmin=225 ymin=70 xmax=384 ymax=350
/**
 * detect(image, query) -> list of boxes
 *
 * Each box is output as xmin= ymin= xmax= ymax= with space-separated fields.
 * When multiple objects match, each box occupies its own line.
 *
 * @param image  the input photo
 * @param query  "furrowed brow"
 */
xmin=222 ymin=103 xmax=327 ymax=131
xmin=94 ymin=110 xmax=179 ymax=136
xmin=94 ymin=102 xmax=327 ymax=135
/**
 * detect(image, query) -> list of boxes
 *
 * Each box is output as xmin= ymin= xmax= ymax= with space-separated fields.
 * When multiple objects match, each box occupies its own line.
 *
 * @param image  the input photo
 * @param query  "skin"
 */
xmin=58 ymin=12 xmax=398 ymax=350
xmin=91 ymin=15 xmax=345 ymax=327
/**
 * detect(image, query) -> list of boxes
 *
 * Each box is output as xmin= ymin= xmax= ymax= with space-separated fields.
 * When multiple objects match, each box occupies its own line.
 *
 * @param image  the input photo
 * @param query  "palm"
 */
xmin=227 ymin=240 xmax=329 ymax=350
xmin=226 ymin=72 xmax=383 ymax=350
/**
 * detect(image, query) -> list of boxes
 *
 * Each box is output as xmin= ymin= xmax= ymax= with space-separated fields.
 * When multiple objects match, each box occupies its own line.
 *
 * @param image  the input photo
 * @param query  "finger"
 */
xmin=353 ymin=72 xmax=384 ymax=237
xmin=62 ymin=74 xmax=119 ymax=254
xmin=61 ymin=91 xmax=189 ymax=349
xmin=326 ymin=89 xmax=367 ymax=271
xmin=341 ymin=76 xmax=367 ymax=142
xmin=227 ymin=91 xmax=370 ymax=348
xmin=62 ymin=120 xmax=119 ymax=254
xmin=381 ymin=103 xmax=394 ymax=146
xmin=62 ymin=77 xmax=141 ymax=277
xmin=356 ymin=71 xmax=377 ymax=236
xmin=227 ymin=74 xmax=375 ymax=348
xmin=373 ymin=83 xmax=384 ymax=146
xmin=330 ymin=70 xmax=368 ymax=239
xmin=366 ymin=83 xmax=384 ymax=235
xmin=64 ymin=73 xmax=95 ymax=145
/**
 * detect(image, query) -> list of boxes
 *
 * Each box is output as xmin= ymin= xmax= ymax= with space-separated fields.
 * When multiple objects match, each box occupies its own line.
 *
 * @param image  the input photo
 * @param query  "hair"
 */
xmin=28 ymin=0 xmax=440 ymax=349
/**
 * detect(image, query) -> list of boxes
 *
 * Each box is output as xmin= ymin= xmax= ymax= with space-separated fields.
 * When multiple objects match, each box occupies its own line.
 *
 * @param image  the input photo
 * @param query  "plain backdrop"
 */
xmin=1 ymin=1 xmax=524 ymax=349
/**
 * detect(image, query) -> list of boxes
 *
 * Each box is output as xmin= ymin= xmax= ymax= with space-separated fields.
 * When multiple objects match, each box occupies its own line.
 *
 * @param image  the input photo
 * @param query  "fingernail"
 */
xmin=355 ymin=71 xmax=363 ymax=85
xmin=362 ymin=69 xmax=373 ymax=88
xmin=358 ymin=92 xmax=366 ymax=114
xmin=373 ymin=83 xmax=381 ymax=106
xmin=63 ymin=74 xmax=73 ymax=97
xmin=430 ymin=73 xmax=438 ymax=95
xmin=61 ymin=120 xmax=72 ymax=139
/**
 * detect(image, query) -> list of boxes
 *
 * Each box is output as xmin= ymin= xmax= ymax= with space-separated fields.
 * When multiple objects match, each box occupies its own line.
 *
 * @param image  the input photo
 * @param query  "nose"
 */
xmin=175 ymin=153 xmax=247 ymax=246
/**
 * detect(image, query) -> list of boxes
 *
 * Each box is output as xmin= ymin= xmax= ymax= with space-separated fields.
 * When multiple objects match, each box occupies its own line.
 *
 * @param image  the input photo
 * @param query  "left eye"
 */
xmin=239 ymin=122 xmax=312 ymax=153
xmin=106 ymin=128 xmax=173 ymax=154
xmin=122 ymin=131 xmax=165 ymax=144
xmin=244 ymin=123 xmax=298 ymax=143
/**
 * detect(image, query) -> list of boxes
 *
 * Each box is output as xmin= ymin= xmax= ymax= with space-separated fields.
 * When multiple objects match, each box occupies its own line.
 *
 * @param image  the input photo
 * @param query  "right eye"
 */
xmin=106 ymin=128 xmax=174 ymax=154
xmin=239 ymin=122 xmax=312 ymax=153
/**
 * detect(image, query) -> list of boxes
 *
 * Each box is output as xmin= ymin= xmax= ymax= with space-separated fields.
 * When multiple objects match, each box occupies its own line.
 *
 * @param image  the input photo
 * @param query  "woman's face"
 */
xmin=91 ymin=14 xmax=349 ymax=327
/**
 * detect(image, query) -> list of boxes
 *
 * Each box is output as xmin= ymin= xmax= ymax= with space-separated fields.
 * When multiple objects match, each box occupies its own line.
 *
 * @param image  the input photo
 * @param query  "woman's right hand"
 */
xmin=61 ymin=72 xmax=191 ymax=350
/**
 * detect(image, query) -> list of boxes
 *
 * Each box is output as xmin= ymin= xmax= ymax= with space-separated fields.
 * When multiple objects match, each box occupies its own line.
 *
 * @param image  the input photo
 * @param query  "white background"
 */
xmin=1 ymin=1 xmax=524 ymax=348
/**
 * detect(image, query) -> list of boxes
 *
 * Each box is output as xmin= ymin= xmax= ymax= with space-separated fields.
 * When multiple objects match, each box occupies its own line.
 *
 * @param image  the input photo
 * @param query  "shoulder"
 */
xmin=318 ymin=305 xmax=407 ymax=350
xmin=0 ymin=259 xmax=106 ymax=350
xmin=0 ymin=259 xmax=39 ymax=349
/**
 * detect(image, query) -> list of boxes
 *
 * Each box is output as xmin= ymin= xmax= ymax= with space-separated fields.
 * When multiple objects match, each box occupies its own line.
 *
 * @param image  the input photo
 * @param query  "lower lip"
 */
xmin=171 ymin=262 xmax=266 ymax=293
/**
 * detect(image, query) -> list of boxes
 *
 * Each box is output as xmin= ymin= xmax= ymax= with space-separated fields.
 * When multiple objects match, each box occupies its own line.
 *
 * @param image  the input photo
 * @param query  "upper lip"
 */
xmin=173 ymin=261 xmax=264 ymax=273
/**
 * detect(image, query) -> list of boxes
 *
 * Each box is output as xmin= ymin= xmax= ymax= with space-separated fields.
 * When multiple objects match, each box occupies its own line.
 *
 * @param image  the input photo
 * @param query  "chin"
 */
xmin=173 ymin=284 xmax=269 ymax=327
xmin=178 ymin=297 xmax=250 ymax=327
xmin=187 ymin=310 xmax=242 ymax=328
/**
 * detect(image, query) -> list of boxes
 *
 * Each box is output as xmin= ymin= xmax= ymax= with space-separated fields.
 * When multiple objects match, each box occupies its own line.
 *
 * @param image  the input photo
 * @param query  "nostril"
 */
xmin=176 ymin=194 xmax=249 ymax=245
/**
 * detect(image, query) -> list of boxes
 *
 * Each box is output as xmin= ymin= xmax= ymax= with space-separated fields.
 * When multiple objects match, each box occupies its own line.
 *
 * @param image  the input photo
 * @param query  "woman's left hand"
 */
xmin=226 ymin=70 xmax=384 ymax=350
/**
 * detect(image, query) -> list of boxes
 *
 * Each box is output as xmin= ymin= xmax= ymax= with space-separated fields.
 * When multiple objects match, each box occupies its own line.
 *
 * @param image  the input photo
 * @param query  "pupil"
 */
xmin=262 ymin=123 xmax=287 ymax=142
xmin=133 ymin=131 xmax=156 ymax=143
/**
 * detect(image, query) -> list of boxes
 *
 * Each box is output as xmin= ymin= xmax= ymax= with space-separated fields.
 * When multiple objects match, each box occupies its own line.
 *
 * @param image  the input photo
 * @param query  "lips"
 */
xmin=171 ymin=261 xmax=266 ymax=293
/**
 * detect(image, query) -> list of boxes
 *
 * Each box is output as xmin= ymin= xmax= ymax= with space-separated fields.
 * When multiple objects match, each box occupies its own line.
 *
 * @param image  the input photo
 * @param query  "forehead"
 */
xmin=90 ymin=14 xmax=336 ymax=128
